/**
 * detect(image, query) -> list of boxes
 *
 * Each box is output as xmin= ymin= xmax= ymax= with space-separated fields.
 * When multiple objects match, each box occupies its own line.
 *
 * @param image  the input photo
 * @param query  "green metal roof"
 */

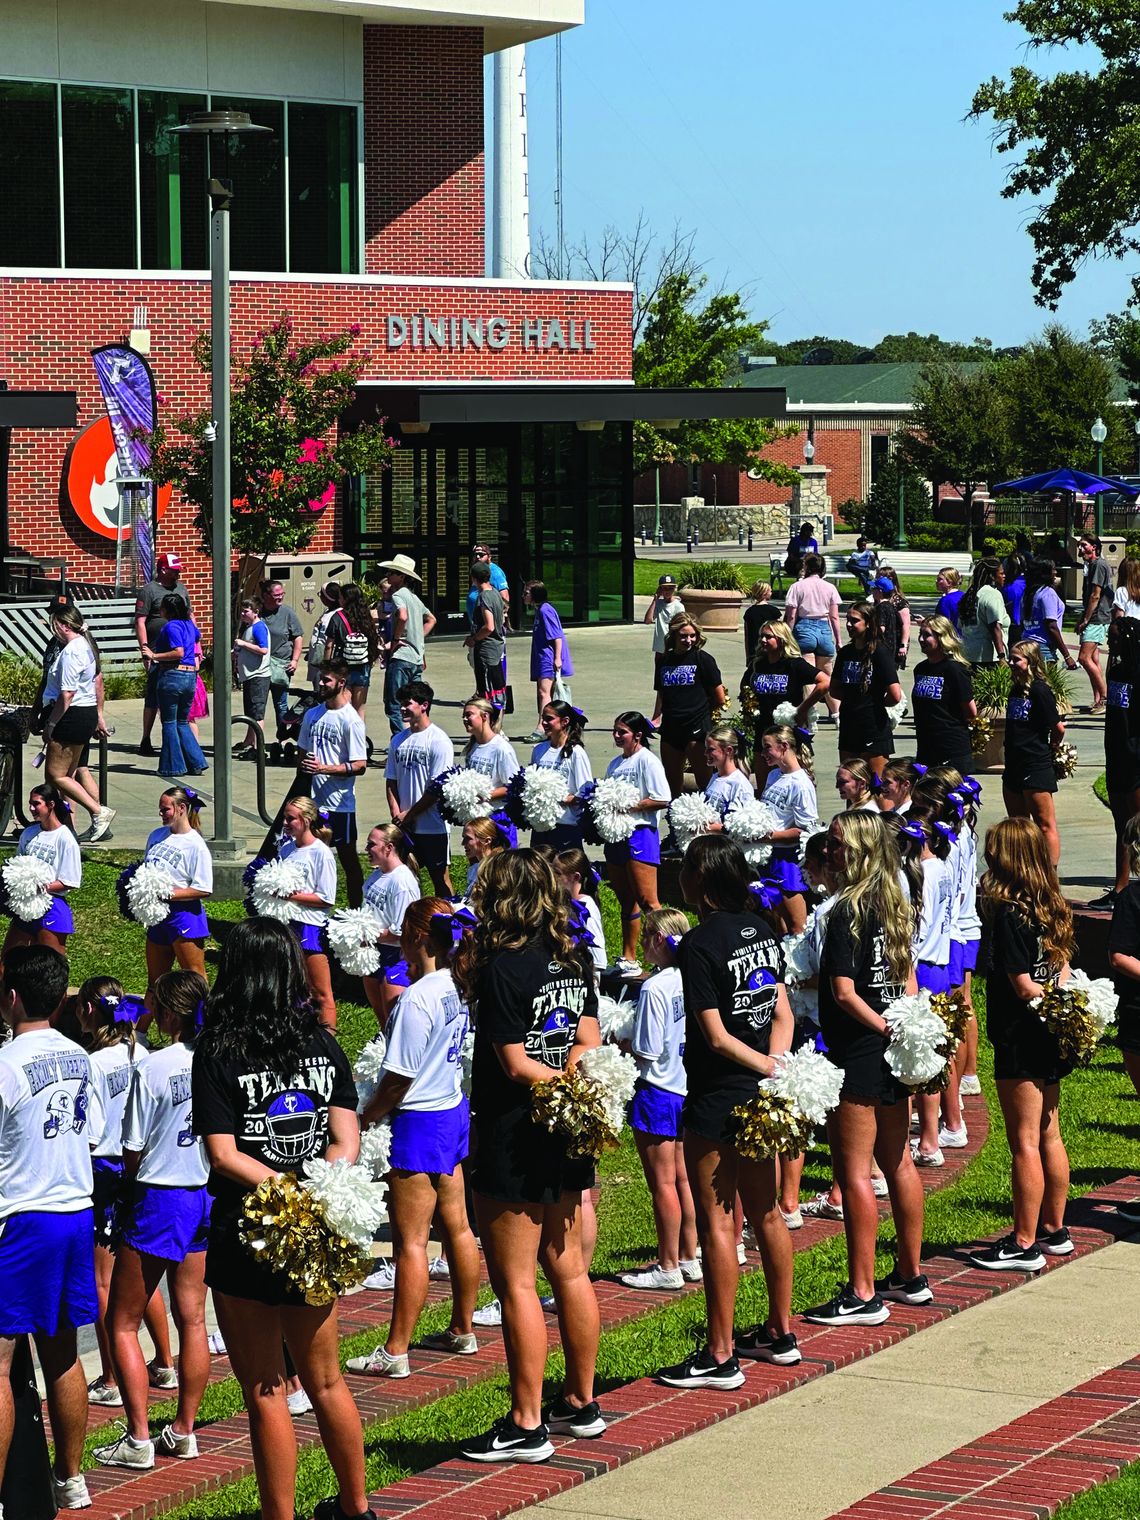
xmin=739 ymin=361 xmax=1131 ymax=407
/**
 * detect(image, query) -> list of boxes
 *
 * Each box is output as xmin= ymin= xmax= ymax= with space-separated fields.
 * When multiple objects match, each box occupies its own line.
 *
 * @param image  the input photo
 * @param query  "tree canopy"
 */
xmin=751 ymin=332 xmax=1003 ymax=365
xmin=971 ymin=1 xmax=1140 ymax=308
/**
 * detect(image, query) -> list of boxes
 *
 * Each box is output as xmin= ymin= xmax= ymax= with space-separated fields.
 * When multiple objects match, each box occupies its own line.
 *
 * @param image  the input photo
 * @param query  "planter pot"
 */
xmin=973 ymin=713 xmax=1006 ymax=775
xmin=681 ymin=587 xmax=745 ymax=632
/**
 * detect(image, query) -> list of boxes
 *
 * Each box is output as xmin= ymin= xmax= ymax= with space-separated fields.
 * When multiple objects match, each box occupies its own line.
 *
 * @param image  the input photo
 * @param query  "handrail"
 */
xmin=231 ymin=716 xmax=275 ymax=828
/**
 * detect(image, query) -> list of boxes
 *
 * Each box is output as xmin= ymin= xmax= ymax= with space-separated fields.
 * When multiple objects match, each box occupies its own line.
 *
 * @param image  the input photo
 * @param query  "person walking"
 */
xmin=325 ymin=583 xmax=380 ymax=720
xmin=379 ymin=556 xmax=436 ymax=737
xmin=958 ymin=559 xmax=1010 ymax=668
xmin=831 ymin=602 xmax=903 ymax=777
xmin=644 ymin=574 xmax=685 ymax=669
xmin=526 ymin=582 xmax=572 ymax=742
xmin=934 ymin=568 xmax=964 ymax=628
xmin=232 ymin=597 xmax=272 ymax=758
xmin=135 ymin=553 xmax=189 ymax=758
xmin=465 ymin=562 xmax=508 ymax=713
xmin=259 ymin=580 xmax=304 ymax=738
xmin=1003 ymin=642 xmax=1065 ymax=866
xmin=307 ymin=581 xmax=342 ymax=688
xmin=910 ymin=616 xmax=977 ymax=773
xmin=149 ymin=595 xmax=209 ymax=779
xmin=1024 ymin=557 xmax=1077 ymax=670
xmin=42 ymin=606 xmax=115 ymax=842
xmin=783 ymin=553 xmax=842 ymax=707
xmin=1075 ymin=533 xmax=1112 ymax=712
xmin=298 ymin=661 xmax=368 ymax=907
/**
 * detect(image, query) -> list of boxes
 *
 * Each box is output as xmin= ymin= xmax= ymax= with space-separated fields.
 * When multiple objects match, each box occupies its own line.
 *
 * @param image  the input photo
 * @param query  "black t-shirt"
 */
xmin=1004 ymin=678 xmax=1058 ymax=770
xmin=471 ymin=940 xmax=598 ymax=1126
xmin=1106 ymin=673 xmax=1140 ymax=761
xmin=980 ymin=903 xmax=1054 ymax=1040
xmin=832 ymin=642 xmax=898 ymax=749
xmin=875 ymin=599 xmax=901 ymax=654
xmin=743 ymin=602 xmax=781 ymax=665
xmin=680 ymin=911 xmax=784 ymax=1097
xmin=911 ymin=658 xmax=973 ymax=764
xmin=135 ymin=580 xmax=190 ymax=648
xmin=327 ymin=609 xmax=373 ymax=668
xmin=818 ymin=899 xmax=906 ymax=1061
xmin=192 ymin=1027 xmax=357 ymax=1223
xmin=654 ymin=649 xmax=723 ymax=730
xmin=741 ymin=656 xmax=818 ymax=733
xmin=1108 ymin=882 xmax=1140 ymax=1023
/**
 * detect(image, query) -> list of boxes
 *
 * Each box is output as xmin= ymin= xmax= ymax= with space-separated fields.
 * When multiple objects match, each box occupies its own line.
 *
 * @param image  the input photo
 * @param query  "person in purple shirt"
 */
xmin=526 ymin=582 xmax=573 ymax=743
xmin=150 ymin=596 xmax=208 ymax=778
xmin=935 ymin=568 xmax=964 ymax=629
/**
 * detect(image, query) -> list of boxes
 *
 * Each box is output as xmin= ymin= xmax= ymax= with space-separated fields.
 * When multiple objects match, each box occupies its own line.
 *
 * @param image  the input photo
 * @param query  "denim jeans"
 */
xmin=157 ymin=668 xmax=208 ymax=777
xmin=383 ymin=659 xmax=423 ymax=735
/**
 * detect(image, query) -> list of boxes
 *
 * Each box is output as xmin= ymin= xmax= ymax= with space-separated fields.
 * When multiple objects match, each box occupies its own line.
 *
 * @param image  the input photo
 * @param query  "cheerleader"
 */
xmin=703 ymin=725 xmax=755 ymax=814
xmin=461 ymin=698 xmax=521 ymax=798
xmin=910 ymin=616 xmax=976 ymax=773
xmin=454 ymin=850 xmax=604 ymax=1463
xmin=619 ymin=907 xmax=700 ymax=1291
xmin=192 ymin=918 xmax=366 ymax=1520
xmin=78 ymin=979 xmax=174 ymax=1411
xmin=3 ymin=781 xmax=81 ymax=954
xmin=142 ymin=786 xmax=213 ymax=993
xmin=530 ymin=700 xmax=594 ymax=851
xmin=462 ymin=817 xmax=509 ymax=896
xmin=553 ymin=848 xmax=608 ymax=975
xmin=878 ymin=758 xmax=924 ymax=815
xmin=94 ymin=972 xmax=211 ymax=1470
xmin=835 ymin=757 xmax=880 ymax=812
xmin=348 ymin=901 xmax=480 ymax=1379
xmin=971 ymin=817 xmax=1075 ymax=1271
xmin=1093 ymin=616 xmax=1140 ymax=909
xmin=831 ymin=602 xmax=903 ymax=776
xmin=655 ymin=835 xmax=796 ymax=1385
xmin=1003 ymin=641 xmax=1065 ymax=865
xmin=757 ymin=724 xmax=819 ymax=936
xmin=360 ymin=823 xmax=421 ymax=1029
xmin=605 ymin=712 xmax=670 ymax=974
xmin=1109 ymin=816 xmax=1140 ymax=1223
xmin=279 ymin=797 xmax=338 ymax=1029
xmin=805 ymin=811 xmax=928 ymax=1325
xmin=651 ymin=615 xmax=727 ymax=798
xmin=739 ymin=620 xmax=830 ymax=754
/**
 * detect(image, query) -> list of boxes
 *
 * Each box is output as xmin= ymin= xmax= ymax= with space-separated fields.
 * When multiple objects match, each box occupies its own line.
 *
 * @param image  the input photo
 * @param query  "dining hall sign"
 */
xmin=385 ymin=314 xmax=596 ymax=353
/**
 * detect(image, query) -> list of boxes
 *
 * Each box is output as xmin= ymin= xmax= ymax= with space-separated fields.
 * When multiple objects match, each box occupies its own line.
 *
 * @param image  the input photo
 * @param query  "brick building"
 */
xmin=0 ymin=0 xmax=784 ymax=632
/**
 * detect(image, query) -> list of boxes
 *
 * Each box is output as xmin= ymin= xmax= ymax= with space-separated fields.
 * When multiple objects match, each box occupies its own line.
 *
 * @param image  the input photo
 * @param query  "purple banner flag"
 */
xmin=91 ymin=345 xmax=156 ymax=478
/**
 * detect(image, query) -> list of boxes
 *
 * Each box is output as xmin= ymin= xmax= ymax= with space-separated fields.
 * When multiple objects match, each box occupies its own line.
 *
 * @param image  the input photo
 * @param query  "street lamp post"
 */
xmin=171 ymin=111 xmax=271 ymax=867
xmin=1091 ymin=415 xmax=1108 ymax=537
xmin=1134 ymin=415 xmax=1140 ymax=475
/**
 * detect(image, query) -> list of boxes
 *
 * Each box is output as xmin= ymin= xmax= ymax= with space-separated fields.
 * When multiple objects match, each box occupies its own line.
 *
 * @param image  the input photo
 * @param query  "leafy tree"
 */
xmin=1002 ymin=324 xmax=1130 ymax=472
xmin=1089 ymin=310 xmax=1140 ymax=409
xmin=146 ymin=317 xmax=396 ymax=558
xmin=861 ymin=452 xmax=931 ymax=547
xmin=971 ymin=2 xmax=1140 ymax=308
xmin=898 ymin=363 xmax=1015 ymax=550
xmin=751 ymin=335 xmax=871 ymax=365
xmin=872 ymin=332 xmax=996 ymax=363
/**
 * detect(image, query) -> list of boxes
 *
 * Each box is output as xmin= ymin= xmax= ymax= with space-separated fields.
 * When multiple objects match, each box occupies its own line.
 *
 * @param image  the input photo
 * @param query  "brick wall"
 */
xmin=363 ymin=25 xmax=485 ymax=277
xmin=0 ymin=274 xmax=633 ymax=635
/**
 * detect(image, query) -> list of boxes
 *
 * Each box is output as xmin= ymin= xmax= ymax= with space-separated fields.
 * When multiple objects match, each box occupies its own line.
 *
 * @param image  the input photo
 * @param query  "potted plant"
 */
xmin=969 ymin=659 xmax=1073 ymax=773
xmin=679 ymin=559 xmax=750 ymax=632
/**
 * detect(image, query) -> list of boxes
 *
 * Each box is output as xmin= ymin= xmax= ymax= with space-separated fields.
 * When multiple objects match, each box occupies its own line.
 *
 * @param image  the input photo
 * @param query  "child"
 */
xmin=554 ymin=848 xmax=607 ymax=975
xmin=95 ymin=971 xmax=212 ymax=1469
xmin=619 ymin=907 xmax=700 ymax=1291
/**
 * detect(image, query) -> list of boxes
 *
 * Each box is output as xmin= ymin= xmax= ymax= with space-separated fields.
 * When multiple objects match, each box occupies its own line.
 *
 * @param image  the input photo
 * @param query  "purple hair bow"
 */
xmin=99 ymin=991 xmax=148 ymax=1024
xmin=899 ymin=820 xmax=927 ymax=842
xmin=748 ymin=878 xmax=783 ymax=911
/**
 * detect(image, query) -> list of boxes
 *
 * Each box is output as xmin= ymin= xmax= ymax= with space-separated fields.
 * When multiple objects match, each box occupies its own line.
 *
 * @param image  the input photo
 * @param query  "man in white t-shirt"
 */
xmin=298 ymin=660 xmax=368 ymax=906
xmin=385 ymin=679 xmax=454 ymax=896
xmin=0 ymin=946 xmax=97 ymax=1512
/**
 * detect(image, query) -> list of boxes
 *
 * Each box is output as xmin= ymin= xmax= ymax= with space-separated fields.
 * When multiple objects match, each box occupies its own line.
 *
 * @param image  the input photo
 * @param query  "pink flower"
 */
xmin=298 ymin=436 xmax=327 ymax=464
xmin=306 ymin=481 xmax=336 ymax=514
xmin=349 ymin=323 xmax=362 ymax=337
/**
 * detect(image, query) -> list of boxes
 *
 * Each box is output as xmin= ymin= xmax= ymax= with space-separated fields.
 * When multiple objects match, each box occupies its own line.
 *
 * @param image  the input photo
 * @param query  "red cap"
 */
xmin=156 ymin=553 xmax=182 ymax=573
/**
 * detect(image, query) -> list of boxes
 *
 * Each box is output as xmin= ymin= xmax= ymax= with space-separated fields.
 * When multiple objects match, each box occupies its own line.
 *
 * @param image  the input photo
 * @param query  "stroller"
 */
xmin=269 ymin=687 xmax=375 ymax=767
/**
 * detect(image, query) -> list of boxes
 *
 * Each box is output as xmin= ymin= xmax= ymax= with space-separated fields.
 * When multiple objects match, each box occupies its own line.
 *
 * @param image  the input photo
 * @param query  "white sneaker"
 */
xmin=157 ymin=1424 xmax=199 ymax=1459
xmin=286 ymin=1387 xmax=313 ymax=1415
xmin=959 ymin=1075 xmax=982 ymax=1096
xmin=52 ymin=1474 xmax=92 ymax=1509
xmin=939 ymin=1124 xmax=968 ymax=1149
xmin=870 ymin=1174 xmax=889 ymax=1198
xmin=148 ymin=1360 xmax=178 ymax=1390
xmin=428 ymin=1255 xmax=451 ymax=1279
xmin=363 ymin=1260 xmax=396 ymax=1291
xmin=910 ymin=1142 xmax=945 ymax=1167
xmin=618 ymin=1265 xmax=684 ymax=1290
xmin=87 ymin=1376 xmax=123 ymax=1406
xmin=93 ymin=1432 xmax=155 ymax=1470
xmin=679 ymin=1257 xmax=703 ymax=1282
xmin=781 ymin=1208 xmax=804 ymax=1230
xmin=539 ymin=1294 xmax=556 ymax=1310
xmin=736 ymin=1241 xmax=747 ymax=1264
xmin=420 ymin=1329 xmax=478 ymax=1354
xmin=207 ymin=1330 xmax=228 ymax=1354
xmin=88 ymin=806 xmax=117 ymax=843
xmin=472 ymin=1298 xmax=503 ymax=1327
xmin=345 ymin=1344 xmax=410 ymax=1379
xmin=614 ymin=958 xmax=643 ymax=977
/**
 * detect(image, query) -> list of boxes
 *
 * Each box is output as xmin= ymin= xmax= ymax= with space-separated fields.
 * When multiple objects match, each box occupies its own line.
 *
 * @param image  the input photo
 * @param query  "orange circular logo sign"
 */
xmin=63 ymin=417 xmax=172 ymax=540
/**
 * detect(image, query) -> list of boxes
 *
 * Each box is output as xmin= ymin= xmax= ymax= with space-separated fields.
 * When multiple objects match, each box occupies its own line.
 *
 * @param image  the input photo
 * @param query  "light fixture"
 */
xmin=1091 ymin=416 xmax=1108 ymax=446
xmin=803 ymin=438 xmax=815 ymax=464
xmin=648 ymin=418 xmax=682 ymax=431
xmin=575 ymin=419 xmax=605 ymax=432
xmin=400 ymin=421 xmax=431 ymax=435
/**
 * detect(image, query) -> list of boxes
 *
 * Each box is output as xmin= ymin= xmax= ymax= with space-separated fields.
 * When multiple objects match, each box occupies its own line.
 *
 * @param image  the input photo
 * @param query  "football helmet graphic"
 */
xmin=529 ymin=1008 xmax=571 ymax=1064
xmin=264 ymin=1090 xmax=319 ymax=1161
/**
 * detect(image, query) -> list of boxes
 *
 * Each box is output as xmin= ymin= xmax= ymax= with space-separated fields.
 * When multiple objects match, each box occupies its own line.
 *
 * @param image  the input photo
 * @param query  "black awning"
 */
xmin=0 ymin=391 xmax=78 ymax=429
xmin=351 ymin=383 xmax=786 ymax=427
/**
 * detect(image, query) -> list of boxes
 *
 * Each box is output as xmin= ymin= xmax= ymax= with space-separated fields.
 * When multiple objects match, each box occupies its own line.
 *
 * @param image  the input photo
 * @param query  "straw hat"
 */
xmin=375 ymin=554 xmax=421 ymax=582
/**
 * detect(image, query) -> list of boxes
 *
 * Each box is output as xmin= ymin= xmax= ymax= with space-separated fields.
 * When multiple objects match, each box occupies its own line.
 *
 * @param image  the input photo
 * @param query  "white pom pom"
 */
xmin=589 ymin=777 xmax=642 ymax=843
xmin=788 ymin=984 xmax=819 ymax=1021
xmin=127 ymin=863 xmax=175 ymax=929
xmin=459 ymin=1030 xmax=475 ymax=1096
xmin=766 ymin=1046 xmax=842 ymax=1128
xmin=578 ymin=1043 xmax=638 ymax=1135
xmin=443 ymin=770 xmax=494 ymax=824
xmin=596 ymin=993 xmax=636 ymax=1046
xmin=772 ymin=700 xmax=798 ymax=728
xmin=249 ymin=858 xmax=306 ymax=922
xmin=782 ymin=913 xmax=819 ymax=986
xmin=327 ymin=907 xmax=386 ymax=978
xmin=886 ymin=695 xmax=908 ymax=730
xmin=357 ymin=1120 xmax=393 ymax=1181
xmin=3 ymin=855 xmax=56 ymax=923
xmin=302 ymin=1156 xmax=388 ymax=1246
xmin=882 ymin=990 xmax=947 ymax=1085
xmin=668 ymin=793 xmax=720 ymax=850
xmin=1067 ymin=969 xmax=1119 ymax=1037
xmin=353 ymin=1033 xmax=388 ymax=1108
xmin=724 ymin=799 xmax=782 ymax=844
xmin=520 ymin=766 xmax=567 ymax=832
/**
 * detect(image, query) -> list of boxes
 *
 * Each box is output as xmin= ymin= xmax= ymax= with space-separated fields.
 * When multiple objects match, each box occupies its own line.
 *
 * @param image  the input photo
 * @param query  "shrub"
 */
xmin=906 ymin=523 xmax=969 ymax=551
xmin=0 ymin=652 xmax=41 ymax=705
xmin=680 ymin=559 xmax=750 ymax=593
xmin=102 ymin=668 xmax=148 ymax=700
xmin=981 ymin=535 xmax=1015 ymax=560
xmin=862 ymin=455 xmax=930 ymax=547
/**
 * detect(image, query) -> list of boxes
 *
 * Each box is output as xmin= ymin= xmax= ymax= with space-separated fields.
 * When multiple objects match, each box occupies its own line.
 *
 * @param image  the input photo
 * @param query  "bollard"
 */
xmin=686 ymin=534 xmax=693 ymax=553
xmin=747 ymin=526 xmax=753 ymax=552
xmin=738 ymin=523 xmax=744 ymax=546
xmin=693 ymin=526 xmax=700 ymax=547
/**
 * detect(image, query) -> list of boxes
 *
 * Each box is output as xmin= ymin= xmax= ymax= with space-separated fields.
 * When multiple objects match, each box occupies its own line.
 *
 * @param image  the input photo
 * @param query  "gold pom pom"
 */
xmin=730 ymin=1088 xmax=816 ymax=1161
xmin=531 ymin=1066 xmax=621 ymax=1161
xmin=239 ymin=1174 xmax=372 ymax=1306
xmin=969 ymin=716 xmax=992 ymax=756
xmin=1036 ymin=980 xmax=1098 ymax=1067
xmin=914 ymin=988 xmax=973 ymax=1093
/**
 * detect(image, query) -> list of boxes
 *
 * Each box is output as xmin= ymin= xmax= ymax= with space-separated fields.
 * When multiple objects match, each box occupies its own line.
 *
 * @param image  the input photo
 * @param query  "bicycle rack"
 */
xmin=231 ymin=717 xmax=276 ymax=828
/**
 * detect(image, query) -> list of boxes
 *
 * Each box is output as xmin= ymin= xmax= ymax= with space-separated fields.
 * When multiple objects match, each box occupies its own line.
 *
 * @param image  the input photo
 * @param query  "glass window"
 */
xmin=138 ymin=91 xmax=207 ymax=270
xmin=209 ymin=96 xmax=285 ymax=271
xmin=0 ymin=81 xmax=60 ymax=265
xmin=288 ymin=102 xmax=357 ymax=274
xmin=62 ymin=86 xmax=135 ymax=268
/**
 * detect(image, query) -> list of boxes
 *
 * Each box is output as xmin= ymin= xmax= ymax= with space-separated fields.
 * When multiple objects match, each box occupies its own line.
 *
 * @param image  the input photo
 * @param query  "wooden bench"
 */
xmin=0 ymin=597 xmax=142 ymax=668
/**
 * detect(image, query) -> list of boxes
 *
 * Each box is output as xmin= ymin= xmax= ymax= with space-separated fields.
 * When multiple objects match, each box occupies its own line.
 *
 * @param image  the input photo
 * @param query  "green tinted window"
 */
xmin=0 ymin=81 xmax=59 ymax=265
xmin=138 ymin=90 xmax=207 ymax=269
xmin=62 ymin=86 xmax=135 ymax=268
xmin=288 ymin=102 xmax=357 ymax=274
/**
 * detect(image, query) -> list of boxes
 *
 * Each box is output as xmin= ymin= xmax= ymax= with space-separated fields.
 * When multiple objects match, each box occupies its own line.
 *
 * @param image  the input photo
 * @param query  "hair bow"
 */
xmin=184 ymin=788 xmax=205 ymax=810
xmin=934 ymin=820 xmax=957 ymax=840
xmin=748 ymin=878 xmax=783 ymax=911
xmin=571 ymin=707 xmax=589 ymax=727
xmin=193 ymin=998 xmax=207 ymax=1030
xmin=567 ymin=897 xmax=597 ymax=949
xmin=795 ymin=726 xmax=813 ymax=744
xmin=960 ymin=776 xmax=982 ymax=800
xmin=63 ymin=800 xmax=73 ymax=813
xmin=318 ymin=809 xmax=330 ymax=823
xmin=489 ymin=810 xmax=518 ymax=851
xmin=665 ymin=933 xmax=683 ymax=951
xmin=946 ymin=791 xmax=966 ymax=817
xmin=899 ymin=820 xmax=927 ymax=842
xmin=99 ymin=991 xmax=148 ymax=1024
xmin=912 ymin=762 xmax=928 ymax=777
xmin=869 ymin=773 xmax=883 ymax=793
xmin=437 ymin=905 xmax=479 ymax=945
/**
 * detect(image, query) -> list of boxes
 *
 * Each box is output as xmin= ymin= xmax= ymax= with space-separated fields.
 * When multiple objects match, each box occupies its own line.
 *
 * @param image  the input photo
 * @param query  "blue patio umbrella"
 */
xmin=992 ymin=468 xmax=1139 ymax=496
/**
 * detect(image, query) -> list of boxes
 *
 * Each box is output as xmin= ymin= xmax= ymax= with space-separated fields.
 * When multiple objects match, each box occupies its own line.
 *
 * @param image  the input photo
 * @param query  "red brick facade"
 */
xmin=0 ymin=275 xmax=634 ymax=628
xmin=363 ymin=25 xmax=485 ymax=278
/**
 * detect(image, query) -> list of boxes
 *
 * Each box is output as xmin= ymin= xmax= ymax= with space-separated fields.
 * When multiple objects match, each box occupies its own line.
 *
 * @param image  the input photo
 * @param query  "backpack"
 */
xmin=336 ymin=610 xmax=370 ymax=666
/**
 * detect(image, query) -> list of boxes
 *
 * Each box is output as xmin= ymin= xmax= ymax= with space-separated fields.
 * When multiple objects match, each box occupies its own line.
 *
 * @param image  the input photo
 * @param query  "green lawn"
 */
xmin=1055 ymin=1462 xmax=1140 ymax=1518
xmin=633 ymin=558 xmax=941 ymax=600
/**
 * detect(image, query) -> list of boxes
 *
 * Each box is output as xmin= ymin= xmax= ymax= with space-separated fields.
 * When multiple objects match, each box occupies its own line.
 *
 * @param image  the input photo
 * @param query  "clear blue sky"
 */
xmin=507 ymin=0 xmax=1130 ymax=348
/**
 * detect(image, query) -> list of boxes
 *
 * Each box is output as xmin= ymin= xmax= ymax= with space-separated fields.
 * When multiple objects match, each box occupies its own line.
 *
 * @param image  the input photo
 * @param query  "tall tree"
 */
xmin=1003 ymin=324 xmax=1130 ymax=473
xmin=971 ymin=2 xmax=1140 ymax=308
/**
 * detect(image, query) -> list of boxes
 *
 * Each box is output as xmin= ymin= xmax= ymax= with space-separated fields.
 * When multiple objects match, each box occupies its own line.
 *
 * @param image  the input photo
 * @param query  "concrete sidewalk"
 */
xmin=527 ymin=1238 xmax=1140 ymax=1520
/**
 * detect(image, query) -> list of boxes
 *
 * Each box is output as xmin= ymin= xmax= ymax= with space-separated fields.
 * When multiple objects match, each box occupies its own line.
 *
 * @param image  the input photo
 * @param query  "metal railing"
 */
xmin=230 ymin=716 xmax=276 ymax=829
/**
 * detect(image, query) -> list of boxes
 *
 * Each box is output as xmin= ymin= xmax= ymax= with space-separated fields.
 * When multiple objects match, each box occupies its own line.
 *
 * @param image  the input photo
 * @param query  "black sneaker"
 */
xmin=459 ymin=1415 xmax=554 ymax=1464
xmin=1118 ymin=1199 xmax=1140 ymax=1224
xmin=875 ymin=1271 xmax=934 ymax=1305
xmin=657 ymin=1347 xmax=746 ymax=1389
xmin=312 ymin=1500 xmax=379 ymax=1520
xmin=1087 ymin=889 xmax=1119 ymax=911
xmin=969 ymin=1234 xmax=1045 ymax=1272
xmin=1038 ymin=1227 xmax=1074 ymax=1256
xmin=804 ymin=1287 xmax=890 ymax=1326
xmin=733 ymin=1324 xmax=802 ymax=1365
xmin=545 ymin=1396 xmax=607 ymax=1438
xmin=138 ymin=739 xmax=156 ymax=757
